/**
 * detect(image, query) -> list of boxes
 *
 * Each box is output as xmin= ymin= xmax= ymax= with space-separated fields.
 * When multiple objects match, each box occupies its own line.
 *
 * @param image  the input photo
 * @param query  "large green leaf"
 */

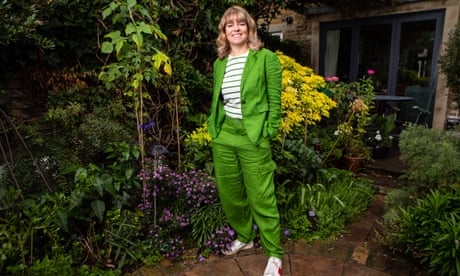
xmin=91 ymin=200 xmax=105 ymax=222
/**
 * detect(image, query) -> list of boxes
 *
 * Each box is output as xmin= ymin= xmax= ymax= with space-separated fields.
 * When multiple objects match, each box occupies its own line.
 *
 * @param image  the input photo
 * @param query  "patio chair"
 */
xmin=393 ymin=85 xmax=435 ymax=128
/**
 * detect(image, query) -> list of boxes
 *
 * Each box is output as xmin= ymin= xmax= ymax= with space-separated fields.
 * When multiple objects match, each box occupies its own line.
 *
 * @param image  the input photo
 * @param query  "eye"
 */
xmin=226 ymin=23 xmax=233 ymax=28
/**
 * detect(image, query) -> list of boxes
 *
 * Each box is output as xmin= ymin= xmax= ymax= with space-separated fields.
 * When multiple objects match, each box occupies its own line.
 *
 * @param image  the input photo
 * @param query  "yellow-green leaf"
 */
xmin=132 ymin=33 xmax=143 ymax=49
xmin=127 ymin=0 xmax=136 ymax=8
xmin=125 ymin=23 xmax=136 ymax=35
xmin=101 ymin=41 xmax=113 ymax=54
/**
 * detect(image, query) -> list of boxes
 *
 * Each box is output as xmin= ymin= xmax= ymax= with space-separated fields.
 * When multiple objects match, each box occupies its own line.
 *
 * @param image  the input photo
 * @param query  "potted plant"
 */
xmin=367 ymin=113 xmax=396 ymax=159
xmin=324 ymin=71 xmax=376 ymax=171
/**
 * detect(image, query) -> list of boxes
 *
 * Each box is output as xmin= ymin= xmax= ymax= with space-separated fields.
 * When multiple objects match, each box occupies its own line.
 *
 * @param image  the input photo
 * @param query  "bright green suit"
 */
xmin=208 ymin=48 xmax=283 ymax=259
xmin=208 ymin=48 xmax=282 ymax=145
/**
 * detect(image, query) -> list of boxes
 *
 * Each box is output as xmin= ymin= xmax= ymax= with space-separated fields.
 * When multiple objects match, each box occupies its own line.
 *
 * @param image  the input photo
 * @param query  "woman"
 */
xmin=207 ymin=5 xmax=283 ymax=276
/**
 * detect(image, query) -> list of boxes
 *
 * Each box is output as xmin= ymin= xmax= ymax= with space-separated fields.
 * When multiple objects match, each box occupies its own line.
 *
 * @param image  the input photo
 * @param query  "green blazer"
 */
xmin=208 ymin=48 xmax=282 ymax=145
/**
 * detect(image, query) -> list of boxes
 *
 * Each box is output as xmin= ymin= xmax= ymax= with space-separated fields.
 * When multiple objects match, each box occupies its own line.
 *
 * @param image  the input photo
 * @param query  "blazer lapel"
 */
xmin=214 ymin=58 xmax=228 ymax=101
xmin=241 ymin=49 xmax=256 ymax=88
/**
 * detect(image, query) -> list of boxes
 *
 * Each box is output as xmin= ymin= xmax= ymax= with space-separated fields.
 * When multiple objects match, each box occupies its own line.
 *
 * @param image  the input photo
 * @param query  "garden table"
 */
xmin=373 ymin=95 xmax=414 ymax=115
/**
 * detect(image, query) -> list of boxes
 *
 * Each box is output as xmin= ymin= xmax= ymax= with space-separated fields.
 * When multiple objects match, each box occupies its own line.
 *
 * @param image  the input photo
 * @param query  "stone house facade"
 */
xmin=266 ymin=0 xmax=460 ymax=129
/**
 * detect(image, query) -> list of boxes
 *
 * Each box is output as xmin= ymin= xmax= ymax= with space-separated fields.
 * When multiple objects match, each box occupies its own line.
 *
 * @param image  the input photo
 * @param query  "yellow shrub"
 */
xmin=276 ymin=51 xmax=336 ymax=139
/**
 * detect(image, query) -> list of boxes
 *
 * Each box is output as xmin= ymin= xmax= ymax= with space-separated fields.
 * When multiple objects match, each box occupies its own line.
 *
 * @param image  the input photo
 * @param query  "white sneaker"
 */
xmin=222 ymin=239 xmax=254 ymax=256
xmin=263 ymin=256 xmax=282 ymax=276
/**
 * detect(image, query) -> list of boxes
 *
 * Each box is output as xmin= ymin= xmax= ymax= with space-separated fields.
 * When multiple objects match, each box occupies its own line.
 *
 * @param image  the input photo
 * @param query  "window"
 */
xmin=320 ymin=10 xmax=445 ymax=96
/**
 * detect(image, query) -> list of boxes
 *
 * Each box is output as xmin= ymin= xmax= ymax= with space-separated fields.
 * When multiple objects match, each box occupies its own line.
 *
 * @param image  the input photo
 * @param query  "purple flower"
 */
xmin=283 ymin=229 xmax=290 ymax=236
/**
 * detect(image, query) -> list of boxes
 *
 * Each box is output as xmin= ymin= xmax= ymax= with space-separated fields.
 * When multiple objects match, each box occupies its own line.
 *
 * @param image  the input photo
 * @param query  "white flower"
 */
xmin=334 ymin=130 xmax=340 ymax=136
xmin=374 ymin=130 xmax=382 ymax=141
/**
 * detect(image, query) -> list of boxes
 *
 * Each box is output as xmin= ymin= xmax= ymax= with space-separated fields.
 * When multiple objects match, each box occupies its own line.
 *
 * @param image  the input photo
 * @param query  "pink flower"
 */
xmin=325 ymin=76 xmax=339 ymax=82
xmin=367 ymin=69 xmax=375 ymax=75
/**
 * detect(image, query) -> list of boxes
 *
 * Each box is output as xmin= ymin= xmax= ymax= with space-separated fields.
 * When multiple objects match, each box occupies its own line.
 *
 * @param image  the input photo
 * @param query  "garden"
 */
xmin=1 ymin=1 xmax=459 ymax=275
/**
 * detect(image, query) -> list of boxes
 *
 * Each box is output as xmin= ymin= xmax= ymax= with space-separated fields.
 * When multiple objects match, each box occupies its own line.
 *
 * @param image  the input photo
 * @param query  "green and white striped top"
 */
xmin=221 ymin=52 xmax=248 ymax=119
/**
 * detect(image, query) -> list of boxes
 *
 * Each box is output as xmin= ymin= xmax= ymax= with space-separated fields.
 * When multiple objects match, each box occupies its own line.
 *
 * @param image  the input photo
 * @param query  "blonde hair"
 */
xmin=216 ymin=6 xmax=263 ymax=59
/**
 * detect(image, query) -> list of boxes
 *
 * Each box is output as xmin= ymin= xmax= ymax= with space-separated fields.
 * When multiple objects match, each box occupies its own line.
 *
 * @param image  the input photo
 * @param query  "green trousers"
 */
xmin=212 ymin=116 xmax=283 ymax=259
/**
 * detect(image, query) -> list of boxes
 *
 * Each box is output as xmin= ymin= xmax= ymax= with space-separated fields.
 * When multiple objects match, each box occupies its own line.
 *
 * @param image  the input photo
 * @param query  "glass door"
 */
xmin=358 ymin=24 xmax=392 ymax=93
xmin=324 ymin=27 xmax=352 ymax=81
xmin=396 ymin=20 xmax=436 ymax=95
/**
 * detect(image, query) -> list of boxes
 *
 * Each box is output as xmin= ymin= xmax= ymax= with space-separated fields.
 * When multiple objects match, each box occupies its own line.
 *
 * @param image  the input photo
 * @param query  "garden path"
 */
xmin=127 ymin=146 xmax=426 ymax=276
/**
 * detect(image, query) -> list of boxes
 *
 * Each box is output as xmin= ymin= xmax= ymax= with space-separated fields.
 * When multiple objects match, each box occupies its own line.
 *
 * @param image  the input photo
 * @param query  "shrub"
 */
xmin=389 ymin=188 xmax=460 ymax=275
xmin=138 ymin=165 xmax=227 ymax=261
xmin=399 ymin=125 xmax=460 ymax=191
xmin=277 ymin=168 xmax=374 ymax=240
xmin=439 ymin=23 xmax=460 ymax=106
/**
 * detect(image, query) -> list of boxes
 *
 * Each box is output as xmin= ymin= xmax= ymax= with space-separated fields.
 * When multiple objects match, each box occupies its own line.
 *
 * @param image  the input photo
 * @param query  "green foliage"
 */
xmin=399 ymin=125 xmax=460 ymax=190
xmin=103 ymin=209 xmax=149 ymax=269
xmin=277 ymin=168 xmax=374 ymax=240
xmin=78 ymin=109 xmax=133 ymax=161
xmin=0 ymin=191 xmax=67 ymax=274
xmin=183 ymin=122 xmax=213 ymax=173
xmin=191 ymin=203 xmax=229 ymax=246
xmin=70 ymin=142 xmax=140 ymax=222
xmin=439 ymin=23 xmax=460 ymax=106
xmin=366 ymin=113 xmax=396 ymax=148
xmin=0 ymin=0 xmax=55 ymax=48
xmin=390 ymin=188 xmax=460 ymax=275
xmin=273 ymin=138 xmax=322 ymax=186
xmin=324 ymin=75 xmax=375 ymax=160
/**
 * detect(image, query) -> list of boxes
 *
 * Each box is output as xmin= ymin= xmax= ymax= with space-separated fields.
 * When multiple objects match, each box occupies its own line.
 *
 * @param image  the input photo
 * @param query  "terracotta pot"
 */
xmin=344 ymin=155 xmax=365 ymax=173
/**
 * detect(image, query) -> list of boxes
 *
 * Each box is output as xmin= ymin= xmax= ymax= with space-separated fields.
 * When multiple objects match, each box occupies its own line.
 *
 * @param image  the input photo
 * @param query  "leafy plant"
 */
xmin=276 ymin=51 xmax=336 ymax=142
xmin=273 ymin=138 xmax=322 ymax=187
xmin=191 ymin=203 xmax=228 ymax=247
xmin=323 ymin=72 xmax=375 ymax=160
xmin=69 ymin=142 xmax=141 ymax=223
xmin=139 ymin=166 xmax=223 ymax=261
xmin=399 ymin=125 xmax=460 ymax=191
xmin=366 ymin=113 xmax=396 ymax=148
xmin=439 ymin=23 xmax=460 ymax=106
xmin=183 ymin=122 xmax=213 ymax=174
xmin=277 ymin=168 xmax=374 ymax=240
xmin=389 ymin=188 xmax=460 ymax=275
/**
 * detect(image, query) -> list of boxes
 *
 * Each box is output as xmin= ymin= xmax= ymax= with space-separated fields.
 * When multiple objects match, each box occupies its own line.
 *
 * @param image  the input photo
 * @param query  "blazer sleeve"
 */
xmin=265 ymin=50 xmax=282 ymax=139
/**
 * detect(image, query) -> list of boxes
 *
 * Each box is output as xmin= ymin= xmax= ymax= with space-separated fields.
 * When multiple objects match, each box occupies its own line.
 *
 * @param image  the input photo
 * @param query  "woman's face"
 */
xmin=224 ymin=17 xmax=248 ymax=48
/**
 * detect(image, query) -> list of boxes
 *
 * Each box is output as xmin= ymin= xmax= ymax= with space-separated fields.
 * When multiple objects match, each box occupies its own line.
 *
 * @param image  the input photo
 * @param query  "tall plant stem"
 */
xmin=175 ymin=86 xmax=181 ymax=171
xmin=0 ymin=108 xmax=50 ymax=194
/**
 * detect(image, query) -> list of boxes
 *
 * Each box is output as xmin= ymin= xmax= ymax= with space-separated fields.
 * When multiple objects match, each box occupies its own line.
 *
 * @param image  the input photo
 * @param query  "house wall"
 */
xmin=268 ymin=0 xmax=460 ymax=129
